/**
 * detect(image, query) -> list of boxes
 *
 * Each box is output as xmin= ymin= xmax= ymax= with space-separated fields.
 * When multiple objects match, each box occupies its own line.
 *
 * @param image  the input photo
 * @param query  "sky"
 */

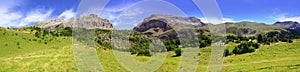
xmin=0 ymin=0 xmax=299 ymax=29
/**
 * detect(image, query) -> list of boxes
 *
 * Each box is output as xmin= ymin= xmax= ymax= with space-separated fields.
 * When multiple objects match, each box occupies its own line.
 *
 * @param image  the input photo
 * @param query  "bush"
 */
xmin=288 ymin=39 xmax=293 ymax=43
xmin=174 ymin=48 xmax=182 ymax=56
xmin=164 ymin=39 xmax=180 ymax=51
xmin=129 ymin=32 xmax=152 ymax=56
xmin=137 ymin=50 xmax=151 ymax=56
xmin=198 ymin=35 xmax=211 ymax=48
xmin=224 ymin=48 xmax=230 ymax=57
xmin=232 ymin=42 xmax=259 ymax=54
xmin=257 ymin=34 xmax=263 ymax=43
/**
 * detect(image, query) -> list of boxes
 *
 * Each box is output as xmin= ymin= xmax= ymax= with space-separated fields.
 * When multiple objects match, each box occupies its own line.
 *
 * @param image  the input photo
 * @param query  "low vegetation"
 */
xmin=1 ymin=26 xmax=300 ymax=71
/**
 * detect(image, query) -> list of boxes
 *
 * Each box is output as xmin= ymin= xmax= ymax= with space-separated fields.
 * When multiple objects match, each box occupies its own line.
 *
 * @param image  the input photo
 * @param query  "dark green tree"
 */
xmin=257 ymin=34 xmax=263 ymax=43
xmin=174 ymin=48 xmax=182 ymax=56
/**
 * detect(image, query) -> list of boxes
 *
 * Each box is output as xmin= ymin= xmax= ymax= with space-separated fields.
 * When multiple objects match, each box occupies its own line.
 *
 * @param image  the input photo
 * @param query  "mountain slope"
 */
xmin=274 ymin=21 xmax=300 ymax=31
xmin=225 ymin=21 xmax=283 ymax=36
xmin=133 ymin=14 xmax=208 ymax=39
xmin=35 ymin=14 xmax=113 ymax=30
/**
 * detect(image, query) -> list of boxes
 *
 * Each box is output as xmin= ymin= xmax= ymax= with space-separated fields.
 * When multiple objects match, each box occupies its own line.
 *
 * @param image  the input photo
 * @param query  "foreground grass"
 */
xmin=1 ymin=29 xmax=300 ymax=72
xmin=0 ymin=46 xmax=77 ymax=71
xmin=0 ymin=28 xmax=71 ymax=57
xmin=222 ymin=40 xmax=300 ymax=72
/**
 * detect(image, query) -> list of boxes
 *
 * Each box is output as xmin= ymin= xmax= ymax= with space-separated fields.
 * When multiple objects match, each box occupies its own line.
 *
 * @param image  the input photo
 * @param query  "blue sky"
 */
xmin=0 ymin=0 xmax=299 ymax=29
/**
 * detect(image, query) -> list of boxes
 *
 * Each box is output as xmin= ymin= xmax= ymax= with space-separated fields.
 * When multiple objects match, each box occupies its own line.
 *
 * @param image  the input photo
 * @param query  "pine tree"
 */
xmin=257 ymin=34 xmax=263 ymax=43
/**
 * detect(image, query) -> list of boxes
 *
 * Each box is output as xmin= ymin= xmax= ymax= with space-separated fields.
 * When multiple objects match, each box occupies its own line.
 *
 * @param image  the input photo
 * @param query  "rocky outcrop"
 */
xmin=274 ymin=21 xmax=300 ymax=30
xmin=36 ymin=14 xmax=113 ymax=30
xmin=133 ymin=14 xmax=207 ymax=38
xmin=36 ymin=18 xmax=68 ymax=30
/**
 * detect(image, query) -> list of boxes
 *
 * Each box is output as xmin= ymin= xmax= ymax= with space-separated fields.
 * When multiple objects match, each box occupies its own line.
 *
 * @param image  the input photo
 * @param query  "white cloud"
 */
xmin=274 ymin=14 xmax=300 ymax=22
xmin=58 ymin=9 xmax=75 ymax=20
xmin=24 ymin=9 xmax=53 ymax=22
xmin=222 ymin=18 xmax=236 ymax=22
xmin=199 ymin=17 xmax=236 ymax=24
xmin=0 ymin=0 xmax=54 ymax=28
xmin=0 ymin=11 xmax=23 ymax=27
xmin=17 ymin=8 xmax=54 ymax=27
xmin=0 ymin=0 xmax=23 ymax=27
xmin=100 ymin=2 xmax=135 ymax=26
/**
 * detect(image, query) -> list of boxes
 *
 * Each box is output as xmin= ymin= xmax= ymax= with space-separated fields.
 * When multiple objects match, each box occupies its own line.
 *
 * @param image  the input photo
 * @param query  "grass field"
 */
xmin=1 ymin=29 xmax=300 ymax=72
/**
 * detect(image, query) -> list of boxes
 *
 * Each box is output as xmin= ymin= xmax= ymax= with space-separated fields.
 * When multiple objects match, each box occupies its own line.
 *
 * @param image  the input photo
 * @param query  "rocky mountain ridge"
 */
xmin=133 ymin=14 xmax=207 ymax=38
xmin=274 ymin=21 xmax=300 ymax=31
xmin=33 ymin=14 xmax=300 ymax=37
xmin=36 ymin=14 xmax=113 ymax=30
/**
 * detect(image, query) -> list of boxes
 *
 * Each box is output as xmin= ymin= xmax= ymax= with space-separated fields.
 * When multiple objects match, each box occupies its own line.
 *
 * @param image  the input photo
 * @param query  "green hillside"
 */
xmin=1 ymin=28 xmax=300 ymax=72
xmin=225 ymin=21 xmax=283 ymax=36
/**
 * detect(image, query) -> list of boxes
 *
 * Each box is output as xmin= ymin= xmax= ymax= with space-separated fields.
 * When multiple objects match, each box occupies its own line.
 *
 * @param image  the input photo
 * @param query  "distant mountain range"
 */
xmin=274 ymin=21 xmax=300 ymax=31
xmin=31 ymin=14 xmax=300 ymax=37
xmin=35 ymin=14 xmax=113 ymax=30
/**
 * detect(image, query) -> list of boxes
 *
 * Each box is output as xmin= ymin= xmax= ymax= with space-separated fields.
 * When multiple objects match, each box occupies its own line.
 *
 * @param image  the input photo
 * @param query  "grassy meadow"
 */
xmin=1 ymin=28 xmax=300 ymax=72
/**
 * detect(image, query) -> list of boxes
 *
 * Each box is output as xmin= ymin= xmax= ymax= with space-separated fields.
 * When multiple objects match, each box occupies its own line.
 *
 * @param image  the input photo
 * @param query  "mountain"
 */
xmin=274 ymin=21 xmax=300 ymax=31
xmin=225 ymin=21 xmax=283 ymax=36
xmin=132 ymin=14 xmax=290 ymax=37
xmin=133 ymin=14 xmax=207 ymax=39
xmin=32 ymin=14 xmax=300 ymax=37
xmin=35 ymin=14 xmax=113 ymax=30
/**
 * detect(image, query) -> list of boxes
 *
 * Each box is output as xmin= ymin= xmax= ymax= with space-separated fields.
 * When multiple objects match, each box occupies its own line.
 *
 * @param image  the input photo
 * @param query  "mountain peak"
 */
xmin=35 ymin=14 xmax=113 ymax=30
xmin=274 ymin=21 xmax=299 ymax=25
xmin=274 ymin=21 xmax=300 ymax=31
xmin=274 ymin=21 xmax=299 ymax=28
xmin=133 ymin=14 xmax=207 ymax=38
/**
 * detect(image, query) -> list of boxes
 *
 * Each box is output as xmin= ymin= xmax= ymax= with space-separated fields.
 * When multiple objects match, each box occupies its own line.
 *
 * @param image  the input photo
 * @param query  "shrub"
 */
xmin=137 ymin=50 xmax=151 ymax=56
xmin=165 ymin=39 xmax=180 ymax=51
xmin=257 ymin=34 xmax=263 ymax=43
xmin=174 ymin=48 xmax=182 ymax=56
xmin=198 ymin=35 xmax=211 ymax=48
xmin=232 ymin=42 xmax=259 ymax=54
xmin=288 ymin=39 xmax=293 ymax=43
xmin=224 ymin=48 xmax=230 ymax=57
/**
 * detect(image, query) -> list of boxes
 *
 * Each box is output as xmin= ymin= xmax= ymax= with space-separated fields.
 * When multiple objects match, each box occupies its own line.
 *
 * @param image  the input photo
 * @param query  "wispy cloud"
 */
xmin=58 ymin=9 xmax=75 ymax=20
xmin=100 ymin=2 xmax=135 ymax=26
xmin=199 ymin=17 xmax=236 ymax=24
xmin=0 ymin=0 xmax=54 ymax=27
xmin=274 ymin=14 xmax=300 ymax=22
xmin=0 ymin=0 xmax=23 ymax=27
xmin=105 ymin=0 xmax=189 ymax=29
xmin=19 ymin=8 xmax=54 ymax=27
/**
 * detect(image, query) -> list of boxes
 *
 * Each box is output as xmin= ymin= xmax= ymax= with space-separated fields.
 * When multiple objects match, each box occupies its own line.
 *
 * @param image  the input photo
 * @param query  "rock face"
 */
xmin=274 ymin=21 xmax=300 ymax=30
xmin=36 ymin=18 xmax=68 ymax=30
xmin=36 ymin=14 xmax=113 ymax=30
xmin=133 ymin=14 xmax=207 ymax=37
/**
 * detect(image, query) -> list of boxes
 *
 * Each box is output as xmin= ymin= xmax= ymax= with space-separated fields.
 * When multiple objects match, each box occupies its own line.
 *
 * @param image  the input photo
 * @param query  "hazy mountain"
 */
xmin=31 ymin=14 xmax=300 ymax=37
xmin=133 ymin=14 xmax=208 ymax=39
xmin=35 ymin=14 xmax=113 ymax=30
xmin=274 ymin=21 xmax=300 ymax=31
xmin=225 ymin=21 xmax=283 ymax=36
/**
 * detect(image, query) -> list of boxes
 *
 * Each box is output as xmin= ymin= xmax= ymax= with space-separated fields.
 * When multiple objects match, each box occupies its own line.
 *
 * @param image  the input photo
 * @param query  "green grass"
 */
xmin=0 ymin=28 xmax=71 ymax=57
xmin=1 ymin=28 xmax=300 ymax=72
xmin=0 ymin=46 xmax=77 ymax=72
xmin=222 ymin=40 xmax=300 ymax=72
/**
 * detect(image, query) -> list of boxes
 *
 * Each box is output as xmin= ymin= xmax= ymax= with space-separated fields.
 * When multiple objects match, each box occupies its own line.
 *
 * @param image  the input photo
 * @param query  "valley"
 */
xmin=1 ymin=14 xmax=300 ymax=72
